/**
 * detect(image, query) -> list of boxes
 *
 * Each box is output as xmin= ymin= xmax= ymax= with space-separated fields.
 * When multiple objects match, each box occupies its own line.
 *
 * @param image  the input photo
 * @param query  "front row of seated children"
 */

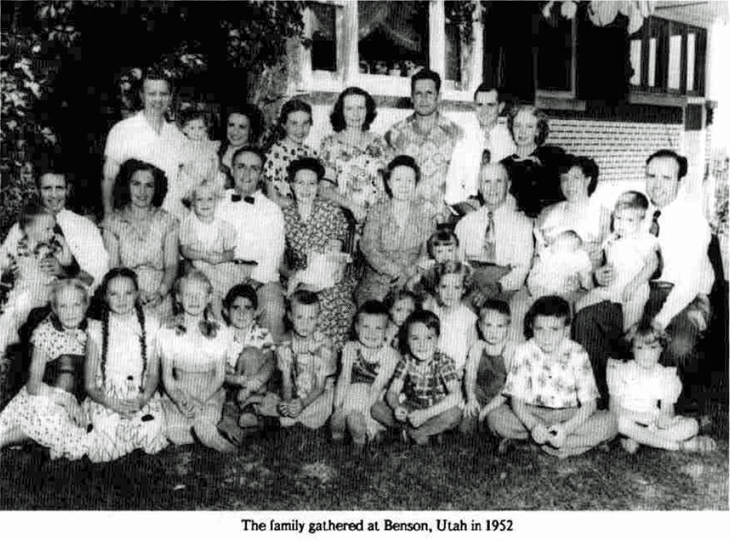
xmin=0 ymin=268 xmax=716 ymax=462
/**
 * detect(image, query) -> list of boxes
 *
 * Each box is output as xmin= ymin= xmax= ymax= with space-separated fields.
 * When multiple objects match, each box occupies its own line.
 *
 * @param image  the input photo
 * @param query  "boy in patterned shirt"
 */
xmin=490 ymin=296 xmax=617 ymax=457
xmin=371 ymin=310 xmax=462 ymax=445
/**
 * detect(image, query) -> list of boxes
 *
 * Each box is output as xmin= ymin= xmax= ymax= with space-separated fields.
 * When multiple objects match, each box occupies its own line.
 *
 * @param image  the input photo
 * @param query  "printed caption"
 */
xmin=241 ymin=518 xmax=514 ymax=534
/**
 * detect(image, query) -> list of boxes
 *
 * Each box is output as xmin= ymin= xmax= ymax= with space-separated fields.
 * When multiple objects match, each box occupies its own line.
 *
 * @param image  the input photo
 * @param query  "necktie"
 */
xmin=650 ymin=210 xmax=661 ymax=237
xmin=483 ymin=210 xmax=496 ymax=262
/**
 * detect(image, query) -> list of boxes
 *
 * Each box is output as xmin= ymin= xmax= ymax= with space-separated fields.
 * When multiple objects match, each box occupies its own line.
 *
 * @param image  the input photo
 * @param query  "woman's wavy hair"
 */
xmin=270 ymin=98 xmax=313 ymax=144
xmin=112 ymin=159 xmax=168 ymax=210
xmin=558 ymin=154 xmax=601 ymax=196
xmin=507 ymin=105 xmax=550 ymax=147
xmin=221 ymin=104 xmax=264 ymax=147
xmin=329 ymin=87 xmax=377 ymax=132
xmin=287 ymin=156 xmax=325 ymax=184
xmin=383 ymin=155 xmax=421 ymax=198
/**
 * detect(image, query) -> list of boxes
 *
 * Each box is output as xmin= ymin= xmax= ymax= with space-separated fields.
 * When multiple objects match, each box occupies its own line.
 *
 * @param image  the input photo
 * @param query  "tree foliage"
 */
xmin=1 ymin=1 xmax=307 ymax=238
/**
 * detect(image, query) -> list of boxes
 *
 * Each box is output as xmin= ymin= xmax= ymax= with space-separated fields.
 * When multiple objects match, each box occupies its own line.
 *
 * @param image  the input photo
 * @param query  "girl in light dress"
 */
xmin=179 ymin=180 xmax=238 ymax=318
xmin=608 ymin=325 xmax=716 ymax=454
xmin=0 ymin=279 xmax=92 ymax=460
xmin=158 ymin=270 xmax=237 ymax=453
xmin=423 ymin=261 xmax=478 ymax=377
xmin=0 ymin=202 xmax=72 ymax=353
xmin=84 ymin=268 xmax=168 ymax=462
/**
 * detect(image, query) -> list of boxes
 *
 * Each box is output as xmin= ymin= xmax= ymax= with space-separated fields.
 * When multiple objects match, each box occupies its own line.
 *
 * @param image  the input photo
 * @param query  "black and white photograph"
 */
xmin=0 ymin=0 xmax=728 ymax=524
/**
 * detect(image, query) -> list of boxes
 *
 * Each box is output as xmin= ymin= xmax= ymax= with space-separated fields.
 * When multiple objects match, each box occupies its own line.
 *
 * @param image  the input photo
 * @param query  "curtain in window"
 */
xmin=358 ymin=1 xmax=424 ymax=53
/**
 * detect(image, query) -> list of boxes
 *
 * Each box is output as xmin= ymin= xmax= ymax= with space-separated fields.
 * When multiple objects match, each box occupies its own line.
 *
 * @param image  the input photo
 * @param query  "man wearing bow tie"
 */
xmin=217 ymin=147 xmax=286 ymax=341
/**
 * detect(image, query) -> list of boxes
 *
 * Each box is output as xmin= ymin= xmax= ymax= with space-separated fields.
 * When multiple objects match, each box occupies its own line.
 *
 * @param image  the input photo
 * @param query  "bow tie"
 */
xmin=232 ymin=194 xmax=255 ymax=204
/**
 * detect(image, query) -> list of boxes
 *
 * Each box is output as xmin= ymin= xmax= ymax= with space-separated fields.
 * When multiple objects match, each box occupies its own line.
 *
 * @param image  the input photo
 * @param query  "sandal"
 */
xmin=681 ymin=435 xmax=717 ymax=453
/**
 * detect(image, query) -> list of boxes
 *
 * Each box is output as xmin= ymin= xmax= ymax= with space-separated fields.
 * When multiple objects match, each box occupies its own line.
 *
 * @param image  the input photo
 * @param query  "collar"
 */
xmin=405 ymin=111 xmax=456 ymax=136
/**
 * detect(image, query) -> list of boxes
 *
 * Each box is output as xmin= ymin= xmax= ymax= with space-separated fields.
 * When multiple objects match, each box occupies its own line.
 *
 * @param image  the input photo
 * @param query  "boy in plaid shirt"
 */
xmin=371 ymin=310 xmax=462 ymax=445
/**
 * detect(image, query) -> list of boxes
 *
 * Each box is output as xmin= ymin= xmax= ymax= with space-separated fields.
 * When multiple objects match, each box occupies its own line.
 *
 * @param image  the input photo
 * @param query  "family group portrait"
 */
xmin=0 ymin=0 xmax=728 ymax=516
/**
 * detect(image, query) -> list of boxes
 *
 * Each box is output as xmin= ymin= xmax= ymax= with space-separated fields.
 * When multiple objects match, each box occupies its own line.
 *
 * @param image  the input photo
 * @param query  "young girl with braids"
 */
xmin=158 ymin=270 xmax=237 ymax=452
xmin=0 ymin=279 xmax=92 ymax=460
xmin=83 ymin=268 xmax=167 ymax=462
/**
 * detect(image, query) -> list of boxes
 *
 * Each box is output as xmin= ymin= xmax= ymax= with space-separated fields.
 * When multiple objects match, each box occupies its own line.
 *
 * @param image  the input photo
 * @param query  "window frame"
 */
xmin=628 ymin=15 xmax=707 ymax=97
xmin=299 ymin=0 xmax=483 ymax=101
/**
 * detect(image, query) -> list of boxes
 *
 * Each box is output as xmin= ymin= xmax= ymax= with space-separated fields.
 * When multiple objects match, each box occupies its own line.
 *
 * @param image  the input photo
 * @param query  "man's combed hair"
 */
xmin=646 ymin=149 xmax=688 ymax=180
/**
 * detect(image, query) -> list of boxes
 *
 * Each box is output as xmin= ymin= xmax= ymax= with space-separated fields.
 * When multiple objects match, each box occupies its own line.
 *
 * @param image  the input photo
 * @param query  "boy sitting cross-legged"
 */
xmin=370 ymin=310 xmax=463 ymax=445
xmin=489 ymin=295 xmax=617 ymax=457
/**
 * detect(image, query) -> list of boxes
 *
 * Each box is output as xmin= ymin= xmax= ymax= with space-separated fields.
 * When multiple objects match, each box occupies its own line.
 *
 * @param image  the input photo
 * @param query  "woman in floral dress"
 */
xmin=319 ymin=87 xmax=392 ymax=236
xmin=102 ymin=159 xmax=179 ymax=319
xmin=281 ymin=157 xmax=356 ymax=353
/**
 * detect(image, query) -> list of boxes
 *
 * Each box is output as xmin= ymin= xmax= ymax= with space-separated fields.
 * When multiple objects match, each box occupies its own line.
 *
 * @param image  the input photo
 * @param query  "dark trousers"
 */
xmin=573 ymin=284 xmax=707 ymax=402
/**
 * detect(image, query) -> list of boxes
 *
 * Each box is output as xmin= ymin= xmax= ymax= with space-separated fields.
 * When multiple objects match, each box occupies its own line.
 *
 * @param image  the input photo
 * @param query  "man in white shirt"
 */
xmin=216 ymin=148 xmax=286 ymax=341
xmin=574 ymin=149 xmax=715 ymax=402
xmin=102 ymin=70 xmax=187 ymax=218
xmin=445 ymin=84 xmax=516 ymax=213
xmin=455 ymin=162 xmax=533 ymax=305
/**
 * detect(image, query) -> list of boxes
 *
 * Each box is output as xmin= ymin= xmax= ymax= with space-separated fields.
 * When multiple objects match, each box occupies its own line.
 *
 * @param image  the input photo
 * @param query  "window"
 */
xmin=357 ymin=1 xmax=429 ymax=77
xmin=302 ymin=0 xmax=482 ymax=99
xmin=629 ymin=16 xmax=706 ymax=96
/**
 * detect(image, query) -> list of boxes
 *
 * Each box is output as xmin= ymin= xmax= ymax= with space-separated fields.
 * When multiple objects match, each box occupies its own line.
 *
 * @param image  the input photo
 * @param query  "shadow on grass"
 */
xmin=2 ymin=415 xmax=727 ymax=511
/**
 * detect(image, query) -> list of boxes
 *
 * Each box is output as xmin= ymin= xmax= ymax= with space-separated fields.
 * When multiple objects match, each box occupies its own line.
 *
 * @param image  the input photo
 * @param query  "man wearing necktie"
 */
xmin=455 ymin=163 xmax=534 ymax=308
xmin=216 ymin=147 xmax=286 ymax=341
xmin=574 ymin=150 xmax=715 ymax=406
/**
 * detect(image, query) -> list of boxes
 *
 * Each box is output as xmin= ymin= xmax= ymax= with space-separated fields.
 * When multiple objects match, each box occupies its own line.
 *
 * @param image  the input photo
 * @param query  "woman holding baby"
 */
xmin=281 ymin=157 xmax=356 ymax=353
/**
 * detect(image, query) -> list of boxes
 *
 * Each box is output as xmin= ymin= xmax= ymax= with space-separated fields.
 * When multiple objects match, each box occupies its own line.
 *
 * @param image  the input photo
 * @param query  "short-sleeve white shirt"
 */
xmin=104 ymin=111 xmax=187 ymax=214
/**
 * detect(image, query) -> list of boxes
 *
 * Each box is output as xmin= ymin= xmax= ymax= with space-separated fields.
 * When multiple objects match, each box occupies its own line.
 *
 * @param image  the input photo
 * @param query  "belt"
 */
xmin=468 ymin=260 xmax=498 ymax=268
xmin=650 ymin=281 xmax=674 ymax=290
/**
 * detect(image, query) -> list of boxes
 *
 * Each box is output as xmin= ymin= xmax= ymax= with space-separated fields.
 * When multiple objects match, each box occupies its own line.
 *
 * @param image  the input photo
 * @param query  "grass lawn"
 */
xmin=1 ymin=401 xmax=727 ymax=511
